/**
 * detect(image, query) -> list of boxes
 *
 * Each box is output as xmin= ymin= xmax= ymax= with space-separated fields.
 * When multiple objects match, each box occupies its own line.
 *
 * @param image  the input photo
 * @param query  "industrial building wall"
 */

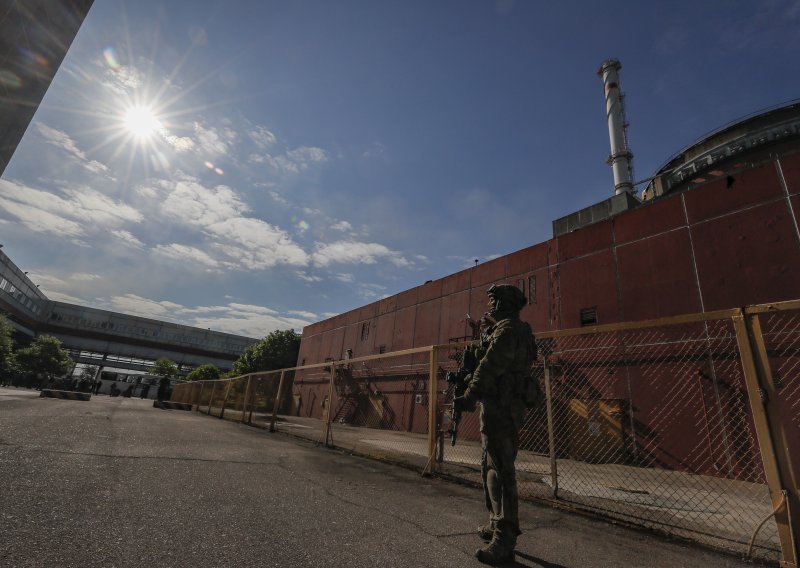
xmin=293 ymin=149 xmax=800 ymax=469
xmin=299 ymin=149 xmax=800 ymax=365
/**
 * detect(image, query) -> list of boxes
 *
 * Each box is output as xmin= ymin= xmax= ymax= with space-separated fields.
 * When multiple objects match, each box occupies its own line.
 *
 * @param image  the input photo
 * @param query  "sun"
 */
xmin=122 ymin=105 xmax=162 ymax=140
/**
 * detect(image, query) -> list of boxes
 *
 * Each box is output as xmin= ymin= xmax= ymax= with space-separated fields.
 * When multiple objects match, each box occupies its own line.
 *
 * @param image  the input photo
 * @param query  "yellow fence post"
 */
xmin=270 ymin=370 xmax=287 ymax=433
xmin=321 ymin=363 xmax=336 ymax=447
xmin=248 ymin=376 xmax=257 ymax=424
xmin=219 ymin=379 xmax=233 ymax=420
xmin=195 ymin=382 xmax=203 ymax=411
xmin=424 ymin=346 xmax=438 ymax=475
xmin=241 ymin=376 xmax=252 ymax=424
xmin=544 ymin=360 xmax=558 ymax=499
xmin=206 ymin=381 xmax=216 ymax=415
xmin=734 ymin=309 xmax=799 ymax=566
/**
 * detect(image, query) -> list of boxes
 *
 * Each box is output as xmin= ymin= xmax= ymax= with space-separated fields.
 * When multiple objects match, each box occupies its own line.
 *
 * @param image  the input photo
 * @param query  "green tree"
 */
xmin=0 ymin=314 xmax=16 ymax=382
xmin=231 ymin=329 xmax=301 ymax=376
xmin=79 ymin=365 xmax=98 ymax=381
xmin=15 ymin=335 xmax=73 ymax=380
xmin=185 ymin=363 xmax=220 ymax=382
xmin=150 ymin=357 xmax=178 ymax=380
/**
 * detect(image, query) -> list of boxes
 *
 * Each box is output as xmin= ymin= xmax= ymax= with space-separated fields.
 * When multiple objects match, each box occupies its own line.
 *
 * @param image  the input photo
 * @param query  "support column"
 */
xmin=425 ymin=347 xmax=439 ymax=475
xmin=734 ymin=310 xmax=799 ymax=566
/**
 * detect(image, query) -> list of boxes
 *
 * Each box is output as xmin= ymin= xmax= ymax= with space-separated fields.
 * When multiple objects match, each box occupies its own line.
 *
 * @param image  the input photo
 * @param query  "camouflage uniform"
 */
xmin=464 ymin=284 xmax=535 ymax=565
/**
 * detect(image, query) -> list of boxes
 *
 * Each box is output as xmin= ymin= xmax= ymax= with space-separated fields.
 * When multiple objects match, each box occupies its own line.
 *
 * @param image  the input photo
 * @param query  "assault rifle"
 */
xmin=445 ymin=345 xmax=478 ymax=446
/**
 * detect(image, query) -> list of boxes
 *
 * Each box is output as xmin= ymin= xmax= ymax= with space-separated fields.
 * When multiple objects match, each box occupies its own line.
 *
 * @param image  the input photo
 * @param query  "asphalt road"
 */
xmin=0 ymin=387 xmax=765 ymax=568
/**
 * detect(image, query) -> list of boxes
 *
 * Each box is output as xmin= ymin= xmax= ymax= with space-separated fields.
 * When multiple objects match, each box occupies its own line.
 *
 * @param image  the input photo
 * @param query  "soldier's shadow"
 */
xmin=510 ymin=551 xmax=567 ymax=568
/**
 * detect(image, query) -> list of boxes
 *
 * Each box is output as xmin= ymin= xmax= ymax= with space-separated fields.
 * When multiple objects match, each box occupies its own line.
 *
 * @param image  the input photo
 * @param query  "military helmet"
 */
xmin=487 ymin=284 xmax=526 ymax=311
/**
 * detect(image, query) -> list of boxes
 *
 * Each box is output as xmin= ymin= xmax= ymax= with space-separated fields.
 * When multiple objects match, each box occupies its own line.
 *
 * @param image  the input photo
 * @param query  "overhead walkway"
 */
xmin=0 ymin=249 xmax=257 ymax=374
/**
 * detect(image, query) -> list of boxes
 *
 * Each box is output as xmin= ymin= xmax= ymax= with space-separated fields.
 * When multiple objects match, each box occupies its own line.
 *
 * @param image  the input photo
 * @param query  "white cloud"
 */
xmin=35 ymin=123 xmax=110 ymax=175
xmin=162 ymin=179 xmax=249 ymax=227
xmin=106 ymin=293 xmax=186 ymax=320
xmin=331 ymin=220 xmax=353 ymax=232
xmin=153 ymin=243 xmax=220 ymax=270
xmin=163 ymin=133 xmax=194 ymax=152
xmin=101 ymin=65 xmax=142 ymax=94
xmin=334 ymin=273 xmax=355 ymax=283
xmin=288 ymin=310 xmax=318 ymax=320
xmin=263 ymin=146 xmax=330 ymax=174
xmin=265 ymin=154 xmax=300 ymax=173
xmin=268 ymin=191 xmax=289 ymax=205
xmin=249 ymin=125 xmax=277 ymax=148
xmin=103 ymin=294 xmax=313 ymax=337
xmin=45 ymin=291 xmax=89 ymax=304
xmin=286 ymin=146 xmax=328 ymax=163
xmin=0 ymin=179 xmax=141 ymax=240
xmin=70 ymin=273 xmax=101 ymax=282
xmin=296 ymin=271 xmax=322 ymax=282
xmin=0 ymin=194 xmax=83 ymax=237
xmin=151 ymin=178 xmax=309 ymax=272
xmin=194 ymin=122 xmax=231 ymax=157
xmin=361 ymin=141 xmax=386 ymax=159
xmin=312 ymin=240 xmax=412 ymax=268
xmin=25 ymin=270 xmax=102 ymax=304
xmin=111 ymin=229 xmax=145 ymax=248
xmin=64 ymin=188 xmax=143 ymax=225
xmin=356 ymin=282 xmax=388 ymax=300
xmin=208 ymin=217 xmax=309 ymax=269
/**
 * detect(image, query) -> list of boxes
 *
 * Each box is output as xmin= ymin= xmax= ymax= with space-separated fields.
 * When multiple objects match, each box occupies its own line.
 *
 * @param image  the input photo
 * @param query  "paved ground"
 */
xmin=0 ymin=387 xmax=768 ymax=567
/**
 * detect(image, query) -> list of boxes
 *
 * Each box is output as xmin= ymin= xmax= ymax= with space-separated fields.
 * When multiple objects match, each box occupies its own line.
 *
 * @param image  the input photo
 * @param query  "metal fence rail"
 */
xmin=170 ymin=300 xmax=800 ymax=565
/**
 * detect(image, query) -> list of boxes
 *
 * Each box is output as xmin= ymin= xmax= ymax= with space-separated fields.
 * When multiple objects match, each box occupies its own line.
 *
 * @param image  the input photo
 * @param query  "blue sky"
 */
xmin=1 ymin=0 xmax=798 ymax=338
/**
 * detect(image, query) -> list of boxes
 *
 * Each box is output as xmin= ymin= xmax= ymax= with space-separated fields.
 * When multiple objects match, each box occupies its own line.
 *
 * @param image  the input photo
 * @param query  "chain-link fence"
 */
xmin=537 ymin=317 xmax=774 ymax=557
xmin=171 ymin=301 xmax=800 ymax=564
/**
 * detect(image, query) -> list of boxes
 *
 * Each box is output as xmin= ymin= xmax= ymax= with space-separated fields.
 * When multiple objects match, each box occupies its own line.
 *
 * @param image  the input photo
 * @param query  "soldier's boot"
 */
xmin=474 ymin=537 xmax=515 ymax=566
xmin=478 ymin=523 xmax=495 ymax=542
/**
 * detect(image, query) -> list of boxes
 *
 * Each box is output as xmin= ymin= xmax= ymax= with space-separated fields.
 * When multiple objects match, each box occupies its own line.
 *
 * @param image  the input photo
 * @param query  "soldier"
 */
xmin=462 ymin=284 xmax=536 ymax=565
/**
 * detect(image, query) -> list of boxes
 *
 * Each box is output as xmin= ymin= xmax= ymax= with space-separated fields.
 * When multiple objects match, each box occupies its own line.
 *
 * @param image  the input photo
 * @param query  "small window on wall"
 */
xmin=379 ymin=345 xmax=386 ymax=354
xmin=580 ymin=307 xmax=598 ymax=327
xmin=361 ymin=322 xmax=370 ymax=341
xmin=528 ymin=276 xmax=536 ymax=304
xmin=517 ymin=278 xmax=525 ymax=295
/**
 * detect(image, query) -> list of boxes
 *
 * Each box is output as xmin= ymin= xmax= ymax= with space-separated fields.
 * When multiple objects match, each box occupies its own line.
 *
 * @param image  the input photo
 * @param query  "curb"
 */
xmin=153 ymin=400 xmax=193 ymax=411
xmin=40 ymin=390 xmax=92 ymax=401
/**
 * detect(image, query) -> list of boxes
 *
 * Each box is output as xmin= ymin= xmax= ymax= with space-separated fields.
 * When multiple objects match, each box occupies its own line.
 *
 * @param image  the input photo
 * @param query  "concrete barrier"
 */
xmin=39 ymin=390 xmax=92 ymax=401
xmin=153 ymin=400 xmax=193 ymax=411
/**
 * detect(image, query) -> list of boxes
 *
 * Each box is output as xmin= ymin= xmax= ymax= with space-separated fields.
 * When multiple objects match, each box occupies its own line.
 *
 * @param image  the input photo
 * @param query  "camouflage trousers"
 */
xmin=480 ymin=430 xmax=520 ymax=545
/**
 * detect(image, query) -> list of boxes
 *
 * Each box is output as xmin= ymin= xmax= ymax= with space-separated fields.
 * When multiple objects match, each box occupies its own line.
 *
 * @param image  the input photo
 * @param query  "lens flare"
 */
xmin=0 ymin=70 xmax=22 ymax=89
xmin=18 ymin=48 xmax=49 ymax=67
xmin=103 ymin=47 xmax=121 ymax=70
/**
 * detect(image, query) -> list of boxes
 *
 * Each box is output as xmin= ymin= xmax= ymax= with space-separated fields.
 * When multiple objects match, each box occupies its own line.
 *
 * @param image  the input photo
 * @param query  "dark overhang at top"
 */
xmin=0 ymin=0 xmax=95 ymax=176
